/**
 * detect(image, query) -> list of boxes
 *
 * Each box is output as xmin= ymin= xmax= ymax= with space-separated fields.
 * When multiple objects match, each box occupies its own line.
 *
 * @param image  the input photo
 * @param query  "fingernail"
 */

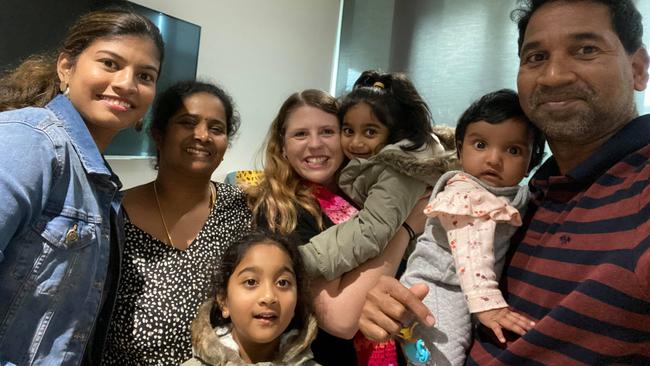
xmin=425 ymin=315 xmax=435 ymax=327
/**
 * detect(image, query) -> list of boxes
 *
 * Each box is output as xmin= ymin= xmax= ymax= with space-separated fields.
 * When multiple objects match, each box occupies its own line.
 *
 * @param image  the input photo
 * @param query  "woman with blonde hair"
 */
xmin=249 ymin=89 xmax=433 ymax=365
xmin=249 ymin=89 xmax=341 ymax=236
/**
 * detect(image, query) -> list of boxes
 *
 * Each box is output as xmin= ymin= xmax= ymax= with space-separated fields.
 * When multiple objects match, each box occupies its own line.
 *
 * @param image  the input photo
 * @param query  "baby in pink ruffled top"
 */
xmin=400 ymin=90 xmax=547 ymax=365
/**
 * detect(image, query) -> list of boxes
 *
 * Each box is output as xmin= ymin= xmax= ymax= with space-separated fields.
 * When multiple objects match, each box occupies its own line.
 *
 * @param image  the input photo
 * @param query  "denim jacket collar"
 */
xmin=46 ymin=95 xmax=112 ymax=177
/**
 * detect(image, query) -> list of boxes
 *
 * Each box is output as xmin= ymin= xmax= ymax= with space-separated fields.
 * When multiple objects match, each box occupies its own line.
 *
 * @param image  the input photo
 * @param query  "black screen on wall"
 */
xmin=103 ymin=2 xmax=201 ymax=156
xmin=0 ymin=0 xmax=201 ymax=157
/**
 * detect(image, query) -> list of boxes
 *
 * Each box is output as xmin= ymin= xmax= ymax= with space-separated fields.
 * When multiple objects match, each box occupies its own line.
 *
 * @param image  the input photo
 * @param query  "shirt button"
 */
xmin=65 ymin=224 xmax=79 ymax=243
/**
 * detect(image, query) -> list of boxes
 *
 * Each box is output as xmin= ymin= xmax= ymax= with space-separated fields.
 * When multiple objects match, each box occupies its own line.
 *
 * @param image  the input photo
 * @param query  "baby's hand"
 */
xmin=475 ymin=307 xmax=535 ymax=343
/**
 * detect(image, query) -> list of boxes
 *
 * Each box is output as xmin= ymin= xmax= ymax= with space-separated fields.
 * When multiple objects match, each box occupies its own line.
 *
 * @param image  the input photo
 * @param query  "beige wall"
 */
xmin=107 ymin=0 xmax=341 ymax=188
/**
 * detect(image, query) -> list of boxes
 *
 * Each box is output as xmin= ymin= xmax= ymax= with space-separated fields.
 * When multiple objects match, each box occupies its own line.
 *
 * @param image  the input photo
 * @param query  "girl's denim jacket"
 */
xmin=0 ymin=95 xmax=123 ymax=365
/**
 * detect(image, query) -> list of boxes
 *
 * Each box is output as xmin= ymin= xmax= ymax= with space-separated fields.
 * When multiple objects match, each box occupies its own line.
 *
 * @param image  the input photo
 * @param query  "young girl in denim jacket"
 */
xmin=0 ymin=10 xmax=163 ymax=365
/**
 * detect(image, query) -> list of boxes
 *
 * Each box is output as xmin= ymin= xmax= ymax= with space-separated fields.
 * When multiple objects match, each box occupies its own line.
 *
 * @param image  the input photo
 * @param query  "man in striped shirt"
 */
xmin=358 ymin=0 xmax=649 ymax=364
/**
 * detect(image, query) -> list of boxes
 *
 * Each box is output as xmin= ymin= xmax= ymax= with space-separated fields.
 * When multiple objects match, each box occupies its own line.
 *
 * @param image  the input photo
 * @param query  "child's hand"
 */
xmin=475 ymin=307 xmax=535 ymax=343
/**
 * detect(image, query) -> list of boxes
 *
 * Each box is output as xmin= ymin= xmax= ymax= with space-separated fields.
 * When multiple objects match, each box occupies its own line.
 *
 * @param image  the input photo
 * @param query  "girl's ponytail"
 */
xmin=341 ymin=70 xmax=435 ymax=151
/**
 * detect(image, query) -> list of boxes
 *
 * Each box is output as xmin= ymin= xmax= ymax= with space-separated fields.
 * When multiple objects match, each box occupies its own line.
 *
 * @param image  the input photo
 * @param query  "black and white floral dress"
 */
xmin=101 ymin=182 xmax=252 ymax=366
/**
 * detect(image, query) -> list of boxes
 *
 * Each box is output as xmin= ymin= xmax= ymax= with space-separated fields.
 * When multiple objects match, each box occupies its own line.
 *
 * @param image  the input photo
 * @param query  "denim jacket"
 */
xmin=0 ymin=95 xmax=123 ymax=366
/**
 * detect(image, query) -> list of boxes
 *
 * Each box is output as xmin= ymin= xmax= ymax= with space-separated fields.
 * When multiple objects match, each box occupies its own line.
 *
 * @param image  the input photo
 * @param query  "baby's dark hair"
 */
xmin=455 ymin=89 xmax=545 ymax=172
xmin=338 ymin=70 xmax=435 ymax=151
xmin=210 ymin=230 xmax=311 ymax=335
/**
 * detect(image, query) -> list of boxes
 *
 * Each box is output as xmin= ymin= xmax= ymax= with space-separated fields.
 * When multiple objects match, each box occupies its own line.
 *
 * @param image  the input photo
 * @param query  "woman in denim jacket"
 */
xmin=0 ymin=9 xmax=163 ymax=366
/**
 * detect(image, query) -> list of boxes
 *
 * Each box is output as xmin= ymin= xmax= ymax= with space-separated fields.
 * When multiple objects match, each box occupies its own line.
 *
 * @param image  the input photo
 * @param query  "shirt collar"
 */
xmin=46 ymin=94 xmax=113 ymax=177
xmin=533 ymin=114 xmax=650 ymax=184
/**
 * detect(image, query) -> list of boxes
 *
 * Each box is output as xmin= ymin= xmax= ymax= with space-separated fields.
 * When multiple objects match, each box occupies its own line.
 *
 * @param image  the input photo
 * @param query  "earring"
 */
xmin=59 ymin=80 xmax=69 ymax=97
xmin=215 ymin=297 xmax=229 ymax=318
xmin=134 ymin=118 xmax=144 ymax=131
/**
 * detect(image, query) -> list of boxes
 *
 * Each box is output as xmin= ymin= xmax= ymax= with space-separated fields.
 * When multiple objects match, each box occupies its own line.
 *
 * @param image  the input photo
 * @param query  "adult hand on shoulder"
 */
xmin=358 ymin=275 xmax=435 ymax=342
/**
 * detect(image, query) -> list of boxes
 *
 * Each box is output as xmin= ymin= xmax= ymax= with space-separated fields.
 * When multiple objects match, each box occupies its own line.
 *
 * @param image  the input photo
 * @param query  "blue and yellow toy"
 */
xmin=398 ymin=323 xmax=430 ymax=364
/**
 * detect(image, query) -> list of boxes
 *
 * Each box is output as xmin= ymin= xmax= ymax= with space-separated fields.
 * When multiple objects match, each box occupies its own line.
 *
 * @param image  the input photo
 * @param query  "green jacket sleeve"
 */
xmin=299 ymin=166 xmax=426 ymax=280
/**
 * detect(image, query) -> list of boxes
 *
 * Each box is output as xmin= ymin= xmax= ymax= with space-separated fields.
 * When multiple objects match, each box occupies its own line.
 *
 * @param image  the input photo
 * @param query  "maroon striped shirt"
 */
xmin=467 ymin=116 xmax=650 ymax=365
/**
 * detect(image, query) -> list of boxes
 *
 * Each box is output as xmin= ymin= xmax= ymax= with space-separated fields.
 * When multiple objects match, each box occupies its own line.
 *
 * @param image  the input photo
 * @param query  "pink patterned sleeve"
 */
xmin=425 ymin=173 xmax=521 ymax=313
xmin=438 ymin=215 xmax=507 ymax=313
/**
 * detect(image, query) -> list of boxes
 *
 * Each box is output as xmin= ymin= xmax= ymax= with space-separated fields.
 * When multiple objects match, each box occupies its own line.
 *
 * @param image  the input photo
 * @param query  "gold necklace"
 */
xmin=153 ymin=181 xmax=216 ymax=249
xmin=209 ymin=182 xmax=216 ymax=210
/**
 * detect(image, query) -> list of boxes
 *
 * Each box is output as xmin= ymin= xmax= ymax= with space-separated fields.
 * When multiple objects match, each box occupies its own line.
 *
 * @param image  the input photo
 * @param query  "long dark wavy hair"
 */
xmin=0 ymin=9 xmax=164 ymax=112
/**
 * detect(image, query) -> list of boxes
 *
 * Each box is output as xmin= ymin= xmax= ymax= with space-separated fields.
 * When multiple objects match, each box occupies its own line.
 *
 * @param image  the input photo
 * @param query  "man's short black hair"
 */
xmin=512 ymin=0 xmax=644 ymax=54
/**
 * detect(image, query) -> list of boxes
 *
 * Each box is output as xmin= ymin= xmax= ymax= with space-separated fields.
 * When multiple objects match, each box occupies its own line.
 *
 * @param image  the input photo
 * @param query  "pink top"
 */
xmin=309 ymin=182 xmax=396 ymax=366
xmin=310 ymin=183 xmax=359 ymax=224
xmin=424 ymin=172 xmax=522 ymax=313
